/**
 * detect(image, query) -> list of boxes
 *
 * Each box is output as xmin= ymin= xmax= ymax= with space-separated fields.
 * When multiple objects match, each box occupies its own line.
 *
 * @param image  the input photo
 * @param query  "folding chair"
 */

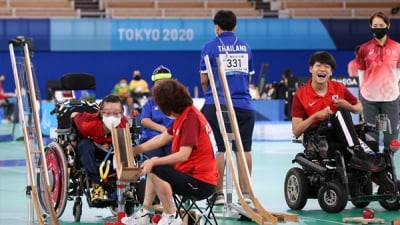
xmin=173 ymin=192 xmax=218 ymax=225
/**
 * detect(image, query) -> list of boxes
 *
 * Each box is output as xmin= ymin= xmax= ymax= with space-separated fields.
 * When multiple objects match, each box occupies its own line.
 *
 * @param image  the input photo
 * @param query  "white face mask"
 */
xmin=102 ymin=116 xmax=121 ymax=130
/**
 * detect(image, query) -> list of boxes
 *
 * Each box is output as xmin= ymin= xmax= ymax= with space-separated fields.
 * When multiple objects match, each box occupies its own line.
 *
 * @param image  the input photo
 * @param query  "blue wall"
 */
xmin=0 ymin=50 xmax=355 ymax=99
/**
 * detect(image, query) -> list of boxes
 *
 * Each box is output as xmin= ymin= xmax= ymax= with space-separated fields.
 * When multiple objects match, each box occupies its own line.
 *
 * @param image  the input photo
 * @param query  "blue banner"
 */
xmin=1 ymin=18 xmax=399 ymax=52
xmin=50 ymin=18 xmax=336 ymax=51
xmin=0 ymin=19 xmax=50 ymax=51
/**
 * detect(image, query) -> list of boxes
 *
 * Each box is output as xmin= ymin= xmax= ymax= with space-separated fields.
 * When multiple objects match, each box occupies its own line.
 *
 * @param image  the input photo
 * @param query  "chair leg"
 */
xmin=173 ymin=194 xmax=218 ymax=225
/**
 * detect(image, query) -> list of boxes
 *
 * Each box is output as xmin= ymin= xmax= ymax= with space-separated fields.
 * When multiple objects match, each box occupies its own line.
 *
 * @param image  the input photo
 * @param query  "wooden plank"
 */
xmin=207 ymin=1 xmax=253 ymax=9
xmin=106 ymin=1 xmax=155 ymax=8
xmin=343 ymin=217 xmax=385 ymax=224
xmin=10 ymin=1 xmax=72 ymax=8
xmin=284 ymin=1 xmax=343 ymax=8
xmin=14 ymin=8 xmax=78 ymax=18
xmin=346 ymin=2 xmax=398 ymax=8
xmin=392 ymin=217 xmax=400 ymax=225
xmin=158 ymin=1 xmax=204 ymax=8
xmin=107 ymin=8 xmax=161 ymax=18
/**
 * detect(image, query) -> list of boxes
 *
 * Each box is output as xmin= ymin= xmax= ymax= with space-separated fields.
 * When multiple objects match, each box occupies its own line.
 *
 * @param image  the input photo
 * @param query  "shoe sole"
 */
xmin=214 ymin=199 xmax=225 ymax=205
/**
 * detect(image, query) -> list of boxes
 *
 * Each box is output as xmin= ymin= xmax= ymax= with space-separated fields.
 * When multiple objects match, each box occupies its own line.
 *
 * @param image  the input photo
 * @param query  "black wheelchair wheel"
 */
xmin=37 ymin=142 xmax=68 ymax=218
xmin=73 ymin=196 xmax=83 ymax=222
xmin=284 ymin=167 xmax=309 ymax=210
xmin=351 ymin=181 xmax=372 ymax=208
xmin=378 ymin=180 xmax=400 ymax=211
xmin=318 ymin=181 xmax=348 ymax=213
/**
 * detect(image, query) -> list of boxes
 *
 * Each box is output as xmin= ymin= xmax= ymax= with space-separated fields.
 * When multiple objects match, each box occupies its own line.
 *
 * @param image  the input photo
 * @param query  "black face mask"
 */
xmin=134 ymin=76 xmax=141 ymax=81
xmin=371 ymin=27 xmax=388 ymax=39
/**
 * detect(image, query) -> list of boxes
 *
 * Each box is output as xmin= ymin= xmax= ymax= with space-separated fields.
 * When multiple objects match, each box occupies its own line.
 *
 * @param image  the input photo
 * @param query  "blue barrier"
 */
xmin=251 ymin=99 xmax=285 ymax=121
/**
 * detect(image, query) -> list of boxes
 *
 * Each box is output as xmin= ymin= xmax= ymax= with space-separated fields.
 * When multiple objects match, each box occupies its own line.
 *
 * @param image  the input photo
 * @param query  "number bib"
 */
xmin=219 ymin=53 xmax=249 ymax=74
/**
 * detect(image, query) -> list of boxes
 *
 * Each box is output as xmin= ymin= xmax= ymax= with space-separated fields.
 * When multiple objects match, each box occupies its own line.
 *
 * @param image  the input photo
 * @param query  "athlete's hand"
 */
xmin=138 ymin=157 xmax=158 ymax=177
xmin=315 ymin=106 xmax=333 ymax=120
xmin=333 ymin=99 xmax=350 ymax=109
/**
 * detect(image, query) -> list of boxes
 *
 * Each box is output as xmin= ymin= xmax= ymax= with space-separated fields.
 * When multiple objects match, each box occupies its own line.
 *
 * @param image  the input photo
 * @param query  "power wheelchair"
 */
xmin=36 ymin=74 xmax=144 ymax=222
xmin=284 ymin=115 xmax=400 ymax=213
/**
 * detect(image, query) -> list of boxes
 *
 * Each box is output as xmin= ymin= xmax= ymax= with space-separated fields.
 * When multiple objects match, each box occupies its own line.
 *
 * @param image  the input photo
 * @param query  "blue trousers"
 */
xmin=76 ymin=138 xmax=101 ymax=184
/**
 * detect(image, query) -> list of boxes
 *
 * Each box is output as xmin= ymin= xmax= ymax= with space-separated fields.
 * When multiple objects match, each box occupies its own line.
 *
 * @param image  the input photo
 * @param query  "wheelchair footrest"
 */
xmin=352 ymin=193 xmax=397 ymax=203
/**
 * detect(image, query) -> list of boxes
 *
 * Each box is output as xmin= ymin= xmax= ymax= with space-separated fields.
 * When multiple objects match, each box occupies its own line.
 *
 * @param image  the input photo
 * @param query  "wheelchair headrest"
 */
xmin=55 ymin=99 xmax=99 ymax=129
xmin=61 ymin=73 xmax=96 ymax=90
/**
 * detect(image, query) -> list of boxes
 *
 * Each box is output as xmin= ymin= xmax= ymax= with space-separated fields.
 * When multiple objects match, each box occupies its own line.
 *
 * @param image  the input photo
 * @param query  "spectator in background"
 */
xmin=112 ymin=77 xmax=133 ymax=115
xmin=260 ymin=83 xmax=276 ymax=100
xmin=129 ymin=70 xmax=150 ymax=111
xmin=357 ymin=11 xmax=400 ymax=152
xmin=283 ymin=68 xmax=298 ymax=120
xmin=0 ymin=74 xmax=15 ymax=123
xmin=199 ymin=9 xmax=255 ymax=205
xmin=347 ymin=45 xmax=360 ymax=77
xmin=276 ymin=69 xmax=298 ymax=120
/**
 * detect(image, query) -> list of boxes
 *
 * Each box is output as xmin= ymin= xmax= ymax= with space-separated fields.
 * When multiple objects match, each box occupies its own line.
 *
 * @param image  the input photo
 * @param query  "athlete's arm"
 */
xmin=292 ymin=106 xmax=332 ymax=137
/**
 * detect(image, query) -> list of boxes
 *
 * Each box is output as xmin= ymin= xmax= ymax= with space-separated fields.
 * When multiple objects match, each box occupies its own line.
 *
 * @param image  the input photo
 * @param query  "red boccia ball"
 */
xmin=362 ymin=208 xmax=374 ymax=219
xmin=151 ymin=213 xmax=162 ymax=224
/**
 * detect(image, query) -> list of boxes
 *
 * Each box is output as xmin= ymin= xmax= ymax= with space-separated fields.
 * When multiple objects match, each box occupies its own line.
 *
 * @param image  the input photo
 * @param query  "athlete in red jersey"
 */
xmin=357 ymin=11 xmax=400 ymax=151
xmin=292 ymin=51 xmax=394 ymax=192
xmin=72 ymin=95 xmax=129 ymax=203
xmin=292 ymin=51 xmax=386 ymax=170
xmin=122 ymin=79 xmax=218 ymax=225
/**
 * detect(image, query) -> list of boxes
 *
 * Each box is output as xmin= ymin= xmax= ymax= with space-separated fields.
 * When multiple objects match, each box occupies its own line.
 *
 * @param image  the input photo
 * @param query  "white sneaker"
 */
xmin=238 ymin=192 xmax=251 ymax=205
xmin=121 ymin=208 xmax=151 ymax=225
xmin=157 ymin=213 xmax=183 ymax=225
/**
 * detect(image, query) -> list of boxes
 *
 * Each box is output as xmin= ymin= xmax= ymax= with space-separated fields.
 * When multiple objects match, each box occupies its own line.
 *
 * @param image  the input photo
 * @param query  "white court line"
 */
xmin=301 ymin=216 xmax=348 ymax=224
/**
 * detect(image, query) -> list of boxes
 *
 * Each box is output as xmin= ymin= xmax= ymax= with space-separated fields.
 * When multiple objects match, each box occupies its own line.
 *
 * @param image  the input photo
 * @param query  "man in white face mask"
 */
xmin=71 ymin=94 xmax=129 ymax=204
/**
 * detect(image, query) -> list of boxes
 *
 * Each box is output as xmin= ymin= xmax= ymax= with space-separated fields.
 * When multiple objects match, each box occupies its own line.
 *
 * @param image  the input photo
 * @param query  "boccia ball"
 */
xmin=362 ymin=208 xmax=374 ymax=219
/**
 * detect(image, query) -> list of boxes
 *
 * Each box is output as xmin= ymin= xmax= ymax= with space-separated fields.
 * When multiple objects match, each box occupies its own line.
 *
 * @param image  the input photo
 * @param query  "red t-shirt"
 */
xmin=291 ymin=80 xmax=358 ymax=123
xmin=168 ymin=105 xmax=218 ymax=186
xmin=74 ymin=112 xmax=128 ymax=144
xmin=357 ymin=37 xmax=400 ymax=101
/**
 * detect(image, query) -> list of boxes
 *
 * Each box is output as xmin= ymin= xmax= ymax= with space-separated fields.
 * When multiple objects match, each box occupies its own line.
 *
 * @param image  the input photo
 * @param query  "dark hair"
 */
xmin=283 ymin=68 xmax=292 ymax=79
xmin=213 ymin=10 xmax=236 ymax=31
xmin=308 ymin=51 xmax=336 ymax=70
xmin=152 ymin=79 xmax=193 ymax=115
xmin=99 ymin=94 xmax=123 ymax=111
xmin=369 ymin=11 xmax=390 ymax=26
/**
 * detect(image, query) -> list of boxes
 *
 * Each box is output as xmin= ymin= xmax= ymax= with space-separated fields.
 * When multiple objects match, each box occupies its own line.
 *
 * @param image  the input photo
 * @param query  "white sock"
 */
xmin=141 ymin=208 xmax=150 ymax=214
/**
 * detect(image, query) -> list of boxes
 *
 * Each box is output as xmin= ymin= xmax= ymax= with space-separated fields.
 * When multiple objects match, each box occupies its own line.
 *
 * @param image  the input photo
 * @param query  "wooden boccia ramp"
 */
xmin=106 ymin=126 xmax=140 ymax=225
xmin=111 ymin=126 xmax=140 ymax=182
xmin=204 ymin=55 xmax=298 ymax=224
xmin=9 ymin=38 xmax=59 ymax=225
